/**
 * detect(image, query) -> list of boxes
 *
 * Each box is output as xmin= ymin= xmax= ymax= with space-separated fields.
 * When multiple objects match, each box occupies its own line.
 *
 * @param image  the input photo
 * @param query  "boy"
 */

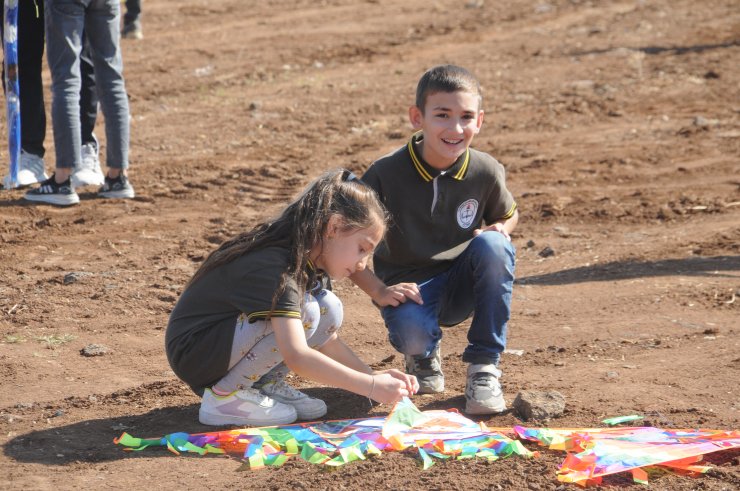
xmin=351 ymin=65 xmax=518 ymax=414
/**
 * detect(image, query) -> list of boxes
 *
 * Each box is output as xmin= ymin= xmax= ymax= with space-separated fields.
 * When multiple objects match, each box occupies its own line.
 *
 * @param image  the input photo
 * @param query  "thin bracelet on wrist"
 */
xmin=368 ymin=375 xmax=376 ymax=400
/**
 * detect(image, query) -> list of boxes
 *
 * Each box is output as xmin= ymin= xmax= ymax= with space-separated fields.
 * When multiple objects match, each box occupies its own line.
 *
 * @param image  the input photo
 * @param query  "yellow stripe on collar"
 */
xmin=407 ymin=133 xmax=433 ymax=182
xmin=452 ymin=150 xmax=470 ymax=180
xmin=408 ymin=132 xmax=469 ymax=182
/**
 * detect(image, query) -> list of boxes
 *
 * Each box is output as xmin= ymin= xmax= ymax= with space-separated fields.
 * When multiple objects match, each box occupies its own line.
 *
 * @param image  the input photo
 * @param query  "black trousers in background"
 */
xmin=1 ymin=0 xmax=98 ymax=159
xmin=123 ymin=0 xmax=141 ymax=26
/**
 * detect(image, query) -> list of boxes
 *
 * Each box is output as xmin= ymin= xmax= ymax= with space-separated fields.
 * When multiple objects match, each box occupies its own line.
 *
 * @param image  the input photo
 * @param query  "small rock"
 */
xmin=693 ymin=116 xmax=710 ymax=127
xmin=80 ymin=344 xmax=111 ymax=357
xmin=526 ymin=239 xmax=535 ymax=248
xmin=538 ymin=246 xmax=555 ymax=258
xmin=513 ymin=390 xmax=566 ymax=421
xmin=605 ymin=370 xmax=619 ymax=380
xmin=63 ymin=271 xmax=93 ymax=284
xmin=567 ymin=79 xmax=595 ymax=91
xmin=504 ymin=348 xmax=524 ymax=356
xmin=692 ymin=115 xmax=719 ymax=128
xmin=52 ymin=410 xmax=64 ymax=418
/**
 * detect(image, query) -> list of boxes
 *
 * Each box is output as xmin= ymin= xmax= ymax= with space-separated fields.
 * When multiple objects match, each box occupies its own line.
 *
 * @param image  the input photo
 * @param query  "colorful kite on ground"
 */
xmin=115 ymin=398 xmax=740 ymax=487
xmin=514 ymin=425 xmax=740 ymax=487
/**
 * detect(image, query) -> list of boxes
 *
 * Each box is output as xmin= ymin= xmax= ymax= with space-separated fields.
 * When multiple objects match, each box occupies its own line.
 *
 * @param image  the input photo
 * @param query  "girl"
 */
xmin=166 ymin=169 xmax=418 ymax=426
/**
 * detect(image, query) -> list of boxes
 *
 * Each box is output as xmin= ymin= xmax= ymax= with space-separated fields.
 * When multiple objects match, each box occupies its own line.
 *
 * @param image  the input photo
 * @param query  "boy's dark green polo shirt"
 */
xmin=362 ymin=133 xmax=516 ymax=286
xmin=166 ymin=246 xmax=312 ymax=393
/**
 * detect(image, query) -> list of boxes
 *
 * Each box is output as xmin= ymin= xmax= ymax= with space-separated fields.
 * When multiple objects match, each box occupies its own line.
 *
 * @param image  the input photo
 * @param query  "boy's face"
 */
xmin=409 ymin=90 xmax=483 ymax=170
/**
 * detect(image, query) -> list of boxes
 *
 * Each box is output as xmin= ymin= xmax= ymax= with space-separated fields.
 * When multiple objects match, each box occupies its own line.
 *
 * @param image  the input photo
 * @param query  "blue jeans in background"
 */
xmin=45 ymin=0 xmax=129 ymax=170
xmin=381 ymin=231 xmax=516 ymax=366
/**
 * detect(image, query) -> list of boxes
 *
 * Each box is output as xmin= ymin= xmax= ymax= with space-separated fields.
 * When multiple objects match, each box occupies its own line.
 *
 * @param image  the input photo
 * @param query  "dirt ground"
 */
xmin=1 ymin=0 xmax=738 ymax=489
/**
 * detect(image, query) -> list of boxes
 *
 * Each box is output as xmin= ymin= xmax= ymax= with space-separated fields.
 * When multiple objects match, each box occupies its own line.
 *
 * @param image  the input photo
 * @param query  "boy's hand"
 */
xmin=474 ymin=223 xmax=511 ymax=241
xmin=374 ymin=368 xmax=419 ymax=395
xmin=374 ymin=283 xmax=423 ymax=306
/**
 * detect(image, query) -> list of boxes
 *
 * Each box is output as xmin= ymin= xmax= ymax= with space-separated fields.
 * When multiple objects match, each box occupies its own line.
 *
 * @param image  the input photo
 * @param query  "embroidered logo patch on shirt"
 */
xmin=457 ymin=199 xmax=478 ymax=229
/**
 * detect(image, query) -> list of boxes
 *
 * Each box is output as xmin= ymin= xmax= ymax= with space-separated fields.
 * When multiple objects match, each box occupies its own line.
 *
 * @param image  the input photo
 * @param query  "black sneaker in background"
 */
xmin=24 ymin=174 xmax=80 ymax=206
xmin=122 ymin=21 xmax=143 ymax=40
xmin=98 ymin=174 xmax=135 ymax=199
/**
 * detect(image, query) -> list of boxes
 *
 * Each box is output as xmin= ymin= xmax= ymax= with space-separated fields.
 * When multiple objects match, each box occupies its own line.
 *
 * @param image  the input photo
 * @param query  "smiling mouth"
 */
xmin=442 ymin=138 xmax=463 ymax=145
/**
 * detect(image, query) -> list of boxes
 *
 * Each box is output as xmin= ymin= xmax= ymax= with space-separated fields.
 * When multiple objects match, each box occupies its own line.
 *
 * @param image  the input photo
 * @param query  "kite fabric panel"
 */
xmin=115 ymin=398 xmax=740 ymax=487
xmin=3 ymin=0 xmax=21 ymax=188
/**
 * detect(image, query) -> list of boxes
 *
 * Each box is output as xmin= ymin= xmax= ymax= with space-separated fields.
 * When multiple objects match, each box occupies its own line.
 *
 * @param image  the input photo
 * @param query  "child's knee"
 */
xmin=302 ymin=294 xmax=322 ymax=333
xmin=305 ymin=290 xmax=343 ymax=346
xmin=471 ymin=232 xmax=516 ymax=266
xmin=316 ymin=289 xmax=343 ymax=331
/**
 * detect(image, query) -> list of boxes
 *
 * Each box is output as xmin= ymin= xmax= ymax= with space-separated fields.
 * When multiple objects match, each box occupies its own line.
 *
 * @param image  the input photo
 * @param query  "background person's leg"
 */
xmin=84 ymin=0 xmax=129 ymax=172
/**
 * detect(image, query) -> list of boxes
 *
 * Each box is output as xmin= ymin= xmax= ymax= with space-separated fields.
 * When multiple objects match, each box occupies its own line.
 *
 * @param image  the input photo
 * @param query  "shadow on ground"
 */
xmin=2 ymin=386 xmax=389 ymax=466
xmin=518 ymin=255 xmax=740 ymax=285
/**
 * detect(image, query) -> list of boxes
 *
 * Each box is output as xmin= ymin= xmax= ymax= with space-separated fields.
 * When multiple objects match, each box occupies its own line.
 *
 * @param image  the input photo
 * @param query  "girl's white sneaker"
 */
xmin=198 ymin=387 xmax=297 ymax=427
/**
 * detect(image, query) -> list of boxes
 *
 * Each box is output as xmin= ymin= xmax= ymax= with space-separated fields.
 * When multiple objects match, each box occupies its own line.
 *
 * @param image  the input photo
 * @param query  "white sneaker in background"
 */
xmin=72 ymin=141 xmax=105 ymax=187
xmin=3 ymin=150 xmax=47 ymax=188
xmin=198 ymin=387 xmax=297 ymax=426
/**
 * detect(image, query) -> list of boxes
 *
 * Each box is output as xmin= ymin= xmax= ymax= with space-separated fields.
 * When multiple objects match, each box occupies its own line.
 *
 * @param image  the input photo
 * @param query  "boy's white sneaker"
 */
xmin=72 ymin=142 xmax=105 ymax=187
xmin=3 ymin=150 xmax=47 ymax=188
xmin=259 ymin=380 xmax=327 ymax=420
xmin=198 ymin=387 xmax=297 ymax=427
xmin=465 ymin=363 xmax=507 ymax=415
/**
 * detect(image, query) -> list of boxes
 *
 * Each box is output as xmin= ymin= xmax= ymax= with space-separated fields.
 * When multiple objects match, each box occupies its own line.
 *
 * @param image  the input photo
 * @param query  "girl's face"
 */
xmin=314 ymin=217 xmax=384 ymax=280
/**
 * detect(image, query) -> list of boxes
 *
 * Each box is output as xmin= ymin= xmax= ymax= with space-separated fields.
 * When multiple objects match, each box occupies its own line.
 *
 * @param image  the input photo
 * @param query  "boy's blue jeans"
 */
xmin=381 ymin=231 xmax=516 ymax=366
xmin=45 ymin=0 xmax=129 ymax=170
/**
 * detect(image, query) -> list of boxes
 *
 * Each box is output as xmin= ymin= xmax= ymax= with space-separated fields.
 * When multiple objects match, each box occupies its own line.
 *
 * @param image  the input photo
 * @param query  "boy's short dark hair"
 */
xmin=415 ymin=65 xmax=482 ymax=113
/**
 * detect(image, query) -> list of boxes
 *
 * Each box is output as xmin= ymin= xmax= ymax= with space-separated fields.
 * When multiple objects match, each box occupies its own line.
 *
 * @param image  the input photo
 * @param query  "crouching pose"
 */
xmin=166 ymin=169 xmax=418 ymax=426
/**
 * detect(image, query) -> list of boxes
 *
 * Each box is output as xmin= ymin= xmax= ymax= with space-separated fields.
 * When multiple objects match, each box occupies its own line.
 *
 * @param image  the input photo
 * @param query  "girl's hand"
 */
xmin=368 ymin=372 xmax=412 ymax=404
xmin=374 ymin=283 xmax=422 ymax=307
xmin=374 ymin=368 xmax=419 ymax=395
